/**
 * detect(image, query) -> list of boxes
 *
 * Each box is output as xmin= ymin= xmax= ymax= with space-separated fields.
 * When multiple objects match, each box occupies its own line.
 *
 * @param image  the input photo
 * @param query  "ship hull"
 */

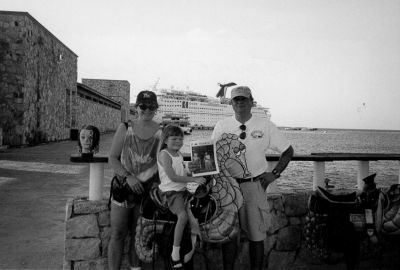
xmin=153 ymin=89 xmax=270 ymax=128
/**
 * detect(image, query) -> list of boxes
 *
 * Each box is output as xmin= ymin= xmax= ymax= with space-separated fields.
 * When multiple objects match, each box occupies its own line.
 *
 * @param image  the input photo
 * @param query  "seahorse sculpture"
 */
xmin=199 ymin=133 xmax=246 ymax=242
xmin=135 ymin=133 xmax=248 ymax=262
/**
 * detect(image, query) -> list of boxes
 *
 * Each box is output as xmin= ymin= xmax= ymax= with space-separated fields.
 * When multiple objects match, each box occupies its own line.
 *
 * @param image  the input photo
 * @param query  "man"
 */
xmin=212 ymin=86 xmax=294 ymax=270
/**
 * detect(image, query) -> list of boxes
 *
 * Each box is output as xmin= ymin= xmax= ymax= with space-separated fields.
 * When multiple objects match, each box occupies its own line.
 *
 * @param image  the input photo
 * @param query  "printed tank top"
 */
xmin=120 ymin=123 xmax=161 ymax=183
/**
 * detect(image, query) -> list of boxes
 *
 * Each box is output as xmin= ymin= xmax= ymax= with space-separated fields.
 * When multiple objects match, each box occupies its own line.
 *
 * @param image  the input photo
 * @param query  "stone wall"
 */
xmin=81 ymin=79 xmax=130 ymax=123
xmin=0 ymin=12 xmax=126 ymax=146
xmin=64 ymin=198 xmax=111 ymax=270
xmin=0 ymin=11 xmax=77 ymax=146
xmin=75 ymin=98 xmax=120 ymax=133
xmin=64 ymin=192 xmax=400 ymax=270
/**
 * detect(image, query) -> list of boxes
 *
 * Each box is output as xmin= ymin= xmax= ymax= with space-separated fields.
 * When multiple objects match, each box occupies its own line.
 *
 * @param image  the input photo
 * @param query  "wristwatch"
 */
xmin=272 ymin=168 xmax=281 ymax=179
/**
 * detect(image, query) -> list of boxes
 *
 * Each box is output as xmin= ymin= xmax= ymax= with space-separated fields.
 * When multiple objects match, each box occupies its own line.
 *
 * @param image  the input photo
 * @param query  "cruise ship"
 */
xmin=152 ymin=87 xmax=271 ymax=128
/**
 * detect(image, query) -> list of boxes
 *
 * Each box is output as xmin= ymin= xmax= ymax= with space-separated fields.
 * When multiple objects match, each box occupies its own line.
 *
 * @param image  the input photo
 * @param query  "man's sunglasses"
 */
xmin=138 ymin=103 xmax=157 ymax=111
xmin=232 ymin=96 xmax=249 ymax=102
xmin=239 ymin=124 xmax=246 ymax=139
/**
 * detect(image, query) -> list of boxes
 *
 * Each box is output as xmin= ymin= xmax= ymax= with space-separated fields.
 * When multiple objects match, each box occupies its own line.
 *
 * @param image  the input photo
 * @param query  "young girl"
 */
xmin=157 ymin=125 xmax=206 ymax=269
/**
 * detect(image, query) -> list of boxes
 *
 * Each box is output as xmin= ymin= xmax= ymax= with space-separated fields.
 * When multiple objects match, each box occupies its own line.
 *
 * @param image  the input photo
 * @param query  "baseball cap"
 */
xmin=230 ymin=86 xmax=252 ymax=99
xmin=136 ymin=90 xmax=158 ymax=106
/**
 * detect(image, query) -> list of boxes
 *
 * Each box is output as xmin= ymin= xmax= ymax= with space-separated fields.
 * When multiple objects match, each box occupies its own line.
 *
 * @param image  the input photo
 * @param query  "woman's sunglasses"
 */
xmin=239 ymin=124 xmax=246 ymax=139
xmin=138 ymin=103 xmax=157 ymax=111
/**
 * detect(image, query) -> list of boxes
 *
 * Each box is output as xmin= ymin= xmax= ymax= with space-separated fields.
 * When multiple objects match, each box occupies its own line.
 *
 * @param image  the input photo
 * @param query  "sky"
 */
xmin=2 ymin=0 xmax=400 ymax=130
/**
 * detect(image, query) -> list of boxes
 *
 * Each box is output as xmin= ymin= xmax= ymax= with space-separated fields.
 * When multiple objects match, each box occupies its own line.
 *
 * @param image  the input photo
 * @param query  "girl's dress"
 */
xmin=158 ymin=149 xmax=186 ymax=192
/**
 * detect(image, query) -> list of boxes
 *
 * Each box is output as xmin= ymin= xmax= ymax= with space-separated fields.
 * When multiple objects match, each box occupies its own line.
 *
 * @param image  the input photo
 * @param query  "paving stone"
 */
xmin=268 ymin=250 xmax=296 ymax=270
xmin=65 ymin=238 xmax=101 ymax=261
xmin=276 ymin=225 xmax=301 ymax=251
xmin=73 ymin=198 xmax=108 ymax=214
xmin=283 ymin=192 xmax=309 ymax=216
xmin=66 ymin=214 xmax=99 ymax=238
xmin=74 ymin=258 xmax=107 ymax=270
xmin=98 ymin=210 xmax=110 ymax=226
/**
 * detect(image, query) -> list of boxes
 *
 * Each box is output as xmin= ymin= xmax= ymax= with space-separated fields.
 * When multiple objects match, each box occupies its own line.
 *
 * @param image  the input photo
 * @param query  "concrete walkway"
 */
xmin=0 ymin=133 xmax=115 ymax=269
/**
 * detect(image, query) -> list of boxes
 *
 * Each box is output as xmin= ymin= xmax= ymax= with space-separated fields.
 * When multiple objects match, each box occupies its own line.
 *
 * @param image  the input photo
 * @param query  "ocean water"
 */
xmin=182 ymin=129 xmax=400 ymax=191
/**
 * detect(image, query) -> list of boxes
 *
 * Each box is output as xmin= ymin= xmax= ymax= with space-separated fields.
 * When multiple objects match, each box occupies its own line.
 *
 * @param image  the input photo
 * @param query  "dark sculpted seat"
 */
xmin=305 ymin=174 xmax=381 ymax=270
xmin=317 ymin=187 xmax=358 ymax=203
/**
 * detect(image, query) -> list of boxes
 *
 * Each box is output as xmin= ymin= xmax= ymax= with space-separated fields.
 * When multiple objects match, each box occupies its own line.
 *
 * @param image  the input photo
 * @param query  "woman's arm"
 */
xmin=109 ymin=123 xmax=144 ymax=193
xmin=109 ymin=123 xmax=129 ymax=176
xmin=159 ymin=151 xmax=205 ymax=184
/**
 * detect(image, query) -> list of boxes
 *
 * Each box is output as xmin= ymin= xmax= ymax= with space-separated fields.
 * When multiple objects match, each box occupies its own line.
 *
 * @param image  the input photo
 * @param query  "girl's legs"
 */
xmin=108 ymin=202 xmax=131 ymax=270
xmin=172 ymin=210 xmax=188 ymax=261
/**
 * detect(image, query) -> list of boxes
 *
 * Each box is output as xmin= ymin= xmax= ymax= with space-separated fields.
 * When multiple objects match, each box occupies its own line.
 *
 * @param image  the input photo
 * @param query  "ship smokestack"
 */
xmin=216 ymin=82 xmax=237 ymax=98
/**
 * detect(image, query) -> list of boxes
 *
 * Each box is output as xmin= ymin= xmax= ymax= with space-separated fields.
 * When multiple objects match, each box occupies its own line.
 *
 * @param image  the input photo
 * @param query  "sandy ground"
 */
xmin=0 ymin=134 xmax=114 ymax=269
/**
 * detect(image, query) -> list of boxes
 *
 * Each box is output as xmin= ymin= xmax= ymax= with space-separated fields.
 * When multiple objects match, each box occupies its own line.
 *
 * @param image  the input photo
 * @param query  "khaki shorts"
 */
xmin=239 ymin=181 xmax=269 ymax=241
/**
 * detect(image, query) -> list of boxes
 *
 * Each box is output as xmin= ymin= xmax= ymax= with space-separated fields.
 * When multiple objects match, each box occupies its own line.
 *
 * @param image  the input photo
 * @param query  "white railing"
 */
xmin=72 ymin=153 xmax=400 ymax=200
xmin=185 ymin=152 xmax=400 ymax=192
xmin=265 ymin=153 xmax=400 ymax=191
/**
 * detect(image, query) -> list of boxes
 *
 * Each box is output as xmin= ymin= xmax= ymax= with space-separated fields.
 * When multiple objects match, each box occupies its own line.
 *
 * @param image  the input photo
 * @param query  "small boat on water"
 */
xmin=160 ymin=113 xmax=192 ymax=135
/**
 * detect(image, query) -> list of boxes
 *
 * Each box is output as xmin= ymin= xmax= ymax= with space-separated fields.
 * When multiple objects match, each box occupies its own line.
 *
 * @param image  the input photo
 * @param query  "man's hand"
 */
xmin=259 ymin=172 xmax=277 ymax=190
xmin=126 ymin=175 xmax=144 ymax=194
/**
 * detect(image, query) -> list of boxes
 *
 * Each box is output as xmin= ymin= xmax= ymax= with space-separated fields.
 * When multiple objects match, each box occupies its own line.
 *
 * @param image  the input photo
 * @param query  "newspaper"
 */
xmin=190 ymin=139 xmax=219 ymax=177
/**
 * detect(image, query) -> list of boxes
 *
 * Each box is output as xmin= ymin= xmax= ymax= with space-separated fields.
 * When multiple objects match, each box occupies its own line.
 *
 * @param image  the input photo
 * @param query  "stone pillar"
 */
xmin=64 ymin=197 xmax=111 ymax=270
xmin=69 ymin=155 xmax=108 ymax=201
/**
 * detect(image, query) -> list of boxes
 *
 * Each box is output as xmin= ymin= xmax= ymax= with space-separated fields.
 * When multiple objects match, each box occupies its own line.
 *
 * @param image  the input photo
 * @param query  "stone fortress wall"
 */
xmin=82 ymin=79 xmax=130 ymax=123
xmin=0 ymin=11 xmax=130 ymax=146
xmin=75 ymin=83 xmax=122 ymax=134
xmin=0 ymin=11 xmax=77 ymax=145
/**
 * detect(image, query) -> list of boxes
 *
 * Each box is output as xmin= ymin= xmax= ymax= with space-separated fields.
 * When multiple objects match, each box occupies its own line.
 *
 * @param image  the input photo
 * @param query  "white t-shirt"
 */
xmin=158 ymin=149 xmax=187 ymax=192
xmin=212 ymin=115 xmax=290 ymax=179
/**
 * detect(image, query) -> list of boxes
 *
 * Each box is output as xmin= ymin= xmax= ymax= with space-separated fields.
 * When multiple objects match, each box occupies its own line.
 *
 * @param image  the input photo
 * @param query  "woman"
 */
xmin=108 ymin=90 xmax=161 ymax=270
xmin=203 ymin=152 xmax=214 ymax=171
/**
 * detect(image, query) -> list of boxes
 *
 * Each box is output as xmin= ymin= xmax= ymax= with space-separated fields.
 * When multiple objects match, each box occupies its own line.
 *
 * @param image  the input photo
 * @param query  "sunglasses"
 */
xmin=138 ymin=103 xmax=157 ymax=111
xmin=239 ymin=124 xmax=246 ymax=139
xmin=232 ymin=96 xmax=249 ymax=102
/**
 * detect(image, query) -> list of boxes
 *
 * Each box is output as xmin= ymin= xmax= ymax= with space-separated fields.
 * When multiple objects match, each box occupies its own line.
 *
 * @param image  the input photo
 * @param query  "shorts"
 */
xmin=162 ymin=190 xmax=190 ymax=215
xmin=239 ymin=180 xmax=269 ymax=241
xmin=109 ymin=173 xmax=159 ymax=209
xmin=111 ymin=198 xmax=135 ymax=208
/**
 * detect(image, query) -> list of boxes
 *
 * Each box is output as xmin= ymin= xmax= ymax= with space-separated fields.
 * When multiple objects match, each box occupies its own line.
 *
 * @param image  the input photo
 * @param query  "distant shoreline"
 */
xmin=279 ymin=127 xmax=400 ymax=132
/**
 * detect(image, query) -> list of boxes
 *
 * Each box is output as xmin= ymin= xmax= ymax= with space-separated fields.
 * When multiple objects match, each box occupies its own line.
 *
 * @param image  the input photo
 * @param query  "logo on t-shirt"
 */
xmin=251 ymin=130 xmax=264 ymax=138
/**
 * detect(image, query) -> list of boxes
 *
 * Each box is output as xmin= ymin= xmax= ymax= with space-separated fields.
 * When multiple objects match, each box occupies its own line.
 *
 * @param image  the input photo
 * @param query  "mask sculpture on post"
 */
xmin=78 ymin=125 xmax=100 ymax=157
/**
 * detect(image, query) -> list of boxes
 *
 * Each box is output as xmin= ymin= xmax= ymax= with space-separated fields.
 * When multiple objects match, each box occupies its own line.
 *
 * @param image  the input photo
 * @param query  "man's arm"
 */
xmin=260 ymin=145 xmax=294 ymax=190
xmin=272 ymin=145 xmax=294 ymax=177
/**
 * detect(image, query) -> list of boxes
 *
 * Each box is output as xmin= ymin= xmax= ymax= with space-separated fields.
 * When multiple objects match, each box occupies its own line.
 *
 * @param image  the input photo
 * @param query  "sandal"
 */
xmin=170 ymin=256 xmax=183 ymax=270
